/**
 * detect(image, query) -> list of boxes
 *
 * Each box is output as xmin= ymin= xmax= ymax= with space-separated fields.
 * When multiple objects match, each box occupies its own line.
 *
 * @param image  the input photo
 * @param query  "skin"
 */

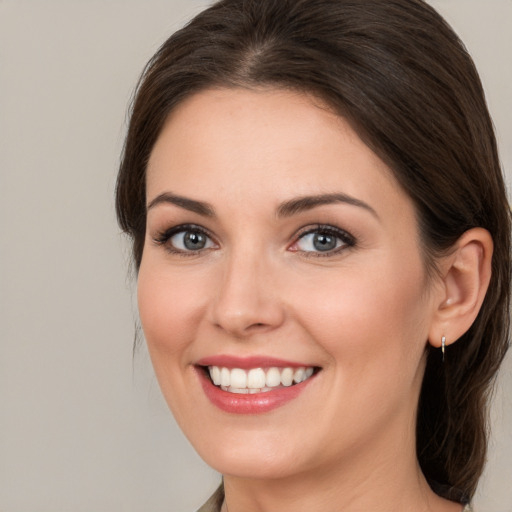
xmin=138 ymin=88 xmax=473 ymax=512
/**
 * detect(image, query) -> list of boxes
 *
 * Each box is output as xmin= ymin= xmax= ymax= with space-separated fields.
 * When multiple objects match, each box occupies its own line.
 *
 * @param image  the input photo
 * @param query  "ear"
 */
xmin=428 ymin=228 xmax=493 ymax=349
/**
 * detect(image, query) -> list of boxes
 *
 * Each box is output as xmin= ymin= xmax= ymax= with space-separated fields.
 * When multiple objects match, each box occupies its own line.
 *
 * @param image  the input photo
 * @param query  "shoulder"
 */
xmin=196 ymin=484 xmax=224 ymax=512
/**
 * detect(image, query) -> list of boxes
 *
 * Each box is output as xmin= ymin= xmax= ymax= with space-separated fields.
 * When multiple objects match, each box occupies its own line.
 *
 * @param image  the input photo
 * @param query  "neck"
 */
xmin=220 ymin=423 xmax=462 ymax=512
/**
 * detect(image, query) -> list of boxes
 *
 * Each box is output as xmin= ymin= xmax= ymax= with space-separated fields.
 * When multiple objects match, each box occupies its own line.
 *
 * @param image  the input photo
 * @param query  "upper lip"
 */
xmin=195 ymin=355 xmax=315 ymax=369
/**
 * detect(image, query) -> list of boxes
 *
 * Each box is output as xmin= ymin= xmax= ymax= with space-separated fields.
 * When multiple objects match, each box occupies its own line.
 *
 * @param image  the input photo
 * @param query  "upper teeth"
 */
xmin=208 ymin=366 xmax=314 ymax=393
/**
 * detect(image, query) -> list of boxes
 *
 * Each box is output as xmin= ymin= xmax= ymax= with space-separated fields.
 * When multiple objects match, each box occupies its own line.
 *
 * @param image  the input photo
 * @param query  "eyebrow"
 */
xmin=146 ymin=191 xmax=378 ymax=219
xmin=147 ymin=192 xmax=215 ymax=217
xmin=276 ymin=193 xmax=379 ymax=219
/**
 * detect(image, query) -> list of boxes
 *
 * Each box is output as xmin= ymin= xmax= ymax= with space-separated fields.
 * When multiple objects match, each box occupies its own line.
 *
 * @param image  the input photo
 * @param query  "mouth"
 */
xmin=204 ymin=365 xmax=317 ymax=394
xmin=195 ymin=356 xmax=321 ymax=413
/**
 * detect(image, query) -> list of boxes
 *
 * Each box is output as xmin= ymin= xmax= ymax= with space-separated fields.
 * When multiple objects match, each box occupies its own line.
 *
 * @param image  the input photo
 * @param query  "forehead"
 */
xmin=146 ymin=87 xmax=410 ymax=220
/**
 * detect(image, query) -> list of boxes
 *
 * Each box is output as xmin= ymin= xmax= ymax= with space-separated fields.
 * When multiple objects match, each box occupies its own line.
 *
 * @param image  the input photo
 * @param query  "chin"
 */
xmin=208 ymin=454 xmax=300 ymax=481
xmin=191 ymin=431 xmax=307 ymax=480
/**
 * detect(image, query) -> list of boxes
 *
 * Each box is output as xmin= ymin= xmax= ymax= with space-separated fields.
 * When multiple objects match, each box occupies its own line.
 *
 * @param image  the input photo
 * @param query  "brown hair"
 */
xmin=116 ymin=0 xmax=511 ymax=501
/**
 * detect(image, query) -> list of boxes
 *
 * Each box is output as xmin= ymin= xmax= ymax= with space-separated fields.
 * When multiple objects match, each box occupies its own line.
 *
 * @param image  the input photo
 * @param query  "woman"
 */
xmin=116 ymin=0 xmax=510 ymax=510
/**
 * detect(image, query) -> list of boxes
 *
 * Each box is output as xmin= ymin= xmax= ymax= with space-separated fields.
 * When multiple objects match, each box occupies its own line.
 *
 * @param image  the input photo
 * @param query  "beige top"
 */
xmin=196 ymin=486 xmax=473 ymax=512
xmin=197 ymin=485 xmax=224 ymax=512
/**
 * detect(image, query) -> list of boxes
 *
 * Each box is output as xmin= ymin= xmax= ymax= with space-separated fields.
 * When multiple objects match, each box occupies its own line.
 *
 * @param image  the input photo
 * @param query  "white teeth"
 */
xmin=211 ymin=366 xmax=221 ymax=385
xmin=208 ymin=365 xmax=316 ymax=394
xmin=247 ymin=368 xmax=266 ymax=388
xmin=281 ymin=367 xmax=294 ymax=387
xmin=230 ymin=368 xmax=247 ymax=388
xmin=229 ymin=387 xmax=249 ymax=394
xmin=293 ymin=367 xmax=305 ymax=383
xmin=266 ymin=367 xmax=281 ymax=387
xmin=220 ymin=367 xmax=230 ymax=387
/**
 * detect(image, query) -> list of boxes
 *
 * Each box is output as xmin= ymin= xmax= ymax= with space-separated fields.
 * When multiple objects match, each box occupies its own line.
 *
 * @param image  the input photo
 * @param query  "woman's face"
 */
xmin=138 ymin=88 xmax=440 ymax=479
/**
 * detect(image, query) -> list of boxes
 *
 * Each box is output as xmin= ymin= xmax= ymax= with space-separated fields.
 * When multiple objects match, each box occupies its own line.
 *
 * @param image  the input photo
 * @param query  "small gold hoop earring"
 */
xmin=441 ymin=336 xmax=446 ymax=362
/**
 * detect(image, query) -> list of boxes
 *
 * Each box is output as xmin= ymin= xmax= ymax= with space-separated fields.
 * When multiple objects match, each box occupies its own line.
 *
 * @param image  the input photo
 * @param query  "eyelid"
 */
xmin=152 ymin=223 xmax=218 ymax=254
xmin=151 ymin=222 xmax=355 ymax=257
xmin=289 ymin=224 xmax=356 ymax=256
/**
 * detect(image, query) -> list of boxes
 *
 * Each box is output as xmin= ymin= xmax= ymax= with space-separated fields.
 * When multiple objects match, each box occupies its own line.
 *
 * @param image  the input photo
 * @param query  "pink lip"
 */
xmin=195 ymin=361 xmax=317 ymax=415
xmin=196 ymin=355 xmax=309 ymax=369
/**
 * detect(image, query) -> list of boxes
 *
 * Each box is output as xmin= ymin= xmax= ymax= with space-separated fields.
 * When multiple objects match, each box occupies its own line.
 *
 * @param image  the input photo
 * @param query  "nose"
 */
xmin=209 ymin=249 xmax=285 ymax=338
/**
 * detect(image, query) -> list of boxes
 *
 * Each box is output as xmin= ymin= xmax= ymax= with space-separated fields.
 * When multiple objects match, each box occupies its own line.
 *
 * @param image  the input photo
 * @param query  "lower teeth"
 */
xmin=220 ymin=384 xmax=289 ymax=394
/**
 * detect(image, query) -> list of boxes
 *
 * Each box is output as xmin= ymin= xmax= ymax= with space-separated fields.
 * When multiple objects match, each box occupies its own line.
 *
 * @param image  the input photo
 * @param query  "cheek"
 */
xmin=136 ymin=259 xmax=218 ymax=431
xmin=137 ymin=260 xmax=209 ymax=364
xmin=288 ymin=253 xmax=430 ymax=368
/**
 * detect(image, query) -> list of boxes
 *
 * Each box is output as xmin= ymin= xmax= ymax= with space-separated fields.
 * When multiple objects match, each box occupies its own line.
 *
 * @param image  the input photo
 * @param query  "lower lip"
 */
xmin=197 ymin=368 xmax=316 ymax=414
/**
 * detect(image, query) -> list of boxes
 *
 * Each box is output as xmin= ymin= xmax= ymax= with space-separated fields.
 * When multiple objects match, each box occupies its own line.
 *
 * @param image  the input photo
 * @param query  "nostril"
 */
xmin=249 ymin=322 xmax=270 ymax=331
xmin=211 ymin=294 xmax=286 ymax=336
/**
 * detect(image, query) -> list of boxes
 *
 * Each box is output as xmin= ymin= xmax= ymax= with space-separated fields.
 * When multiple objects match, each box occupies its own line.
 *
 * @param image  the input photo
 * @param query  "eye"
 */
xmin=171 ymin=230 xmax=214 ymax=251
xmin=290 ymin=225 xmax=354 ymax=255
xmin=153 ymin=225 xmax=216 ymax=254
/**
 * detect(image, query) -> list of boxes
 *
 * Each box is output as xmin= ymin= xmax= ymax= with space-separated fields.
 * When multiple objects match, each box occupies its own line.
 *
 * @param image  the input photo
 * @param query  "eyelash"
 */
xmin=153 ymin=224 xmax=216 ymax=256
xmin=290 ymin=224 xmax=356 ymax=257
xmin=152 ymin=223 xmax=356 ymax=257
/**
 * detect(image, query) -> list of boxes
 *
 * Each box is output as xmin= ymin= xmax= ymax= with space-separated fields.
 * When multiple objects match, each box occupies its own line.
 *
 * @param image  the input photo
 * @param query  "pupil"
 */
xmin=313 ymin=233 xmax=336 ymax=251
xmin=184 ymin=231 xmax=206 ymax=250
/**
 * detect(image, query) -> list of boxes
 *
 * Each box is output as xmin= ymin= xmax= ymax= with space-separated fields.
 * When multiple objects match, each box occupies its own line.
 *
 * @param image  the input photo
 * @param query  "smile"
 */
xmin=196 ymin=357 xmax=320 ymax=414
xmin=208 ymin=366 xmax=315 ymax=394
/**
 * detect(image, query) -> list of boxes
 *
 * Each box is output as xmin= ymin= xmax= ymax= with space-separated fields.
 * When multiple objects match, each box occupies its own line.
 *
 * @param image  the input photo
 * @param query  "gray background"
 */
xmin=0 ymin=1 xmax=510 ymax=511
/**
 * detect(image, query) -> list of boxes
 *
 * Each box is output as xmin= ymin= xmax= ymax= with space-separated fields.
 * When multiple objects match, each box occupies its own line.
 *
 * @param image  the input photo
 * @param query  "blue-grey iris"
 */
xmin=184 ymin=231 xmax=207 ymax=250
xmin=313 ymin=233 xmax=337 ymax=251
